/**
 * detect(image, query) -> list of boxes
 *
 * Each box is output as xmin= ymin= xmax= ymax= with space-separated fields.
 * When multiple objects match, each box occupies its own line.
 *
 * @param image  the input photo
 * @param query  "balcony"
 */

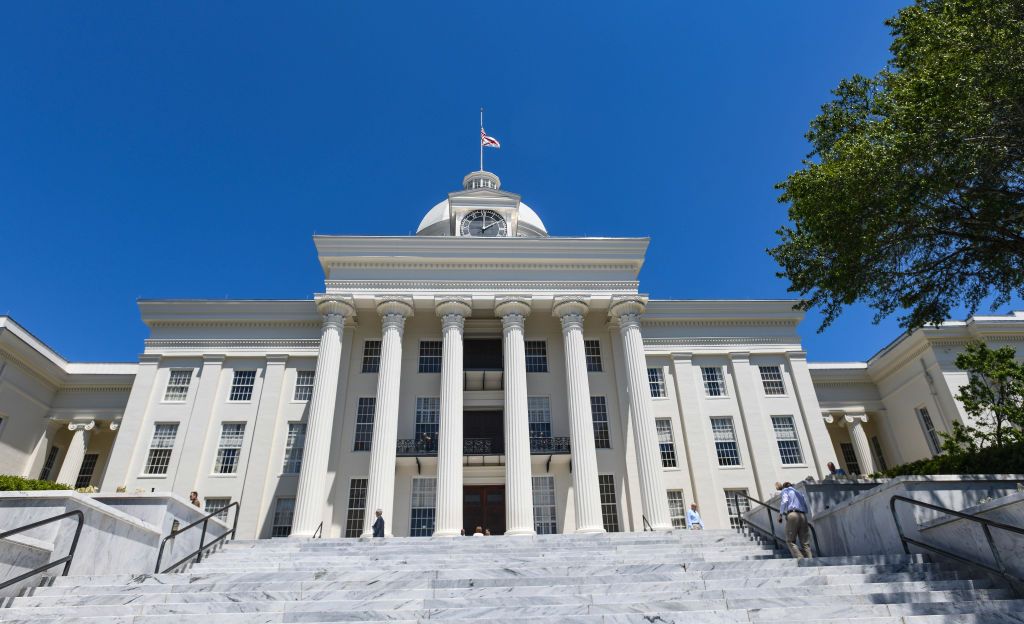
xmin=395 ymin=436 xmax=571 ymax=457
xmin=464 ymin=369 xmax=502 ymax=391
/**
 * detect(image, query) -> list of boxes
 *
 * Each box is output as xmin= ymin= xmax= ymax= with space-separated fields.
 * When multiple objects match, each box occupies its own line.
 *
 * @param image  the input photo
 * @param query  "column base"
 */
xmin=504 ymin=528 xmax=537 ymax=536
xmin=432 ymin=529 xmax=463 ymax=537
xmin=359 ymin=531 xmax=395 ymax=539
xmin=574 ymin=526 xmax=607 ymax=534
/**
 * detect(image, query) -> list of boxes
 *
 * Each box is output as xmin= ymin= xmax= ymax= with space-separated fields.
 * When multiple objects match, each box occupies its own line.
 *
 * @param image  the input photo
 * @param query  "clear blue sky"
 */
xmin=3 ymin=2 xmax=1015 ymax=363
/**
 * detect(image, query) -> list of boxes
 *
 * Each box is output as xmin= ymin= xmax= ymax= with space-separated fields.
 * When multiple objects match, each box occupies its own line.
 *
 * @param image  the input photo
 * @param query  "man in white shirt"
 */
xmin=686 ymin=503 xmax=704 ymax=530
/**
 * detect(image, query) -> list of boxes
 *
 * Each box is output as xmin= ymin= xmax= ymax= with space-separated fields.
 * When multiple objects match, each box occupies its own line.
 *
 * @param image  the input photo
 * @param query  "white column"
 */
xmin=786 ymin=351 xmax=836 ymax=479
xmin=362 ymin=297 xmax=414 ymax=538
xmin=845 ymin=413 xmax=876 ymax=474
xmin=553 ymin=297 xmax=605 ymax=534
xmin=56 ymin=421 xmax=95 ymax=486
xmin=609 ymin=297 xmax=672 ymax=531
xmin=434 ymin=297 xmax=471 ymax=537
xmin=496 ymin=297 xmax=535 ymax=536
xmin=292 ymin=296 xmax=355 ymax=538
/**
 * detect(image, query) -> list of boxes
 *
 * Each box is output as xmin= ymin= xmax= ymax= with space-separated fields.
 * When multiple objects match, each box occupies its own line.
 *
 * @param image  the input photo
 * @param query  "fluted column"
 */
xmin=845 ymin=413 xmax=876 ymax=474
xmin=553 ymin=297 xmax=605 ymax=534
xmin=434 ymin=297 xmax=472 ymax=537
xmin=496 ymin=297 xmax=535 ymax=536
xmin=292 ymin=296 xmax=356 ymax=537
xmin=55 ymin=421 xmax=95 ymax=486
xmin=609 ymin=297 xmax=672 ymax=531
xmin=362 ymin=297 xmax=414 ymax=538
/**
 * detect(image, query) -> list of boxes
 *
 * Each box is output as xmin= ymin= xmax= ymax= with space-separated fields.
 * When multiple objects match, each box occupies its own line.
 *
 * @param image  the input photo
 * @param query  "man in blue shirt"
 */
xmin=686 ymin=503 xmax=704 ymax=530
xmin=776 ymin=482 xmax=812 ymax=558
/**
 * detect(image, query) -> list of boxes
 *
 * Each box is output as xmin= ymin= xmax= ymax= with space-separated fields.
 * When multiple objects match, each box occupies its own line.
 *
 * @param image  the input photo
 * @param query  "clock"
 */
xmin=460 ymin=210 xmax=508 ymax=237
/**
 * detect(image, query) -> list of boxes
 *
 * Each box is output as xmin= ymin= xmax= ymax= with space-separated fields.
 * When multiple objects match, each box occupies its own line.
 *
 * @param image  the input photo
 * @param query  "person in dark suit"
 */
xmin=372 ymin=509 xmax=385 ymax=538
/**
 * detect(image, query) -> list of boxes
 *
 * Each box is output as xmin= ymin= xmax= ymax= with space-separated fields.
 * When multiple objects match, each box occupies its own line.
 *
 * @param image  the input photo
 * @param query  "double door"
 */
xmin=463 ymin=485 xmax=505 ymax=535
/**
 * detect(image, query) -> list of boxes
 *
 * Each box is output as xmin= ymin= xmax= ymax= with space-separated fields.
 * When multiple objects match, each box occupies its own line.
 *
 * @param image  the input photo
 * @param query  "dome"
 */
xmin=415 ymin=171 xmax=548 ymax=236
xmin=415 ymin=200 xmax=547 ymax=235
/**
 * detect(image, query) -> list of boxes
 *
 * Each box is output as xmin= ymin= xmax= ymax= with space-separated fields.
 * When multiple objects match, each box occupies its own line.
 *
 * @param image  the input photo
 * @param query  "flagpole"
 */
xmin=479 ymin=107 xmax=484 ymax=171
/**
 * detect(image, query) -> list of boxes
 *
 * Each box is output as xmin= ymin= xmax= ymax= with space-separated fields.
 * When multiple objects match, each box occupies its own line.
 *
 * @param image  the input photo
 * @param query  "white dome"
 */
xmin=415 ymin=199 xmax=547 ymax=235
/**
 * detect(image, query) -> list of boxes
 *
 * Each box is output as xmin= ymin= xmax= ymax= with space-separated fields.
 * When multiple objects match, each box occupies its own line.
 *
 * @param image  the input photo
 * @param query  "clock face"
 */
xmin=460 ymin=210 xmax=507 ymax=237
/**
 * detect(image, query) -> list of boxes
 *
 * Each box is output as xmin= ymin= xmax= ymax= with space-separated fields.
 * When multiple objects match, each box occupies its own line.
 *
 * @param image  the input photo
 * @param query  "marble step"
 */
xmin=3 ymin=599 xmax=1024 ymax=623
xmin=20 ymin=576 xmax=992 ymax=602
xmin=2 ymin=587 xmax=1012 ymax=617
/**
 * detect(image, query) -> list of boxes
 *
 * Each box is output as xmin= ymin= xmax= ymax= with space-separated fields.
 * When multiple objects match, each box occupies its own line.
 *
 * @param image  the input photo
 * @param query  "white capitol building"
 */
xmin=2 ymin=169 xmax=1023 ymax=539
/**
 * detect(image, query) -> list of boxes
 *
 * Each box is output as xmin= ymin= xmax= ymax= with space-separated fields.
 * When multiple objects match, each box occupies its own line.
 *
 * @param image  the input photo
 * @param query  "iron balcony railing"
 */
xmin=396 ymin=436 xmax=571 ymax=457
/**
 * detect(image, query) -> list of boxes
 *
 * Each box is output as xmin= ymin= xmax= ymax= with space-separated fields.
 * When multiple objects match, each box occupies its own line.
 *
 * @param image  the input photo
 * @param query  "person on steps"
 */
xmin=686 ymin=503 xmax=704 ymax=530
xmin=777 ymin=482 xmax=812 ymax=559
xmin=372 ymin=509 xmax=385 ymax=538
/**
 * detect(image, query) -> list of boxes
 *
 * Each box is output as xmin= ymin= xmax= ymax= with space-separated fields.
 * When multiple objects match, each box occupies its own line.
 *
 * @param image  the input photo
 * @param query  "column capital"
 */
xmin=552 ymin=296 xmax=590 ymax=320
xmin=108 ymin=419 xmax=121 ymax=431
xmin=843 ymin=412 xmax=869 ymax=425
xmin=608 ymin=295 xmax=649 ymax=324
xmin=822 ymin=412 xmax=835 ymax=424
xmin=315 ymin=295 xmax=356 ymax=323
xmin=376 ymin=296 xmax=415 ymax=318
xmin=67 ymin=420 xmax=96 ymax=432
xmin=495 ymin=296 xmax=532 ymax=322
xmin=435 ymin=296 xmax=472 ymax=319
xmin=266 ymin=354 xmax=290 ymax=365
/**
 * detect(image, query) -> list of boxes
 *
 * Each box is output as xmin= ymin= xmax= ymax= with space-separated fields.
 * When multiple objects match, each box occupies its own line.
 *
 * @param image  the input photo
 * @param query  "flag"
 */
xmin=481 ymin=128 xmax=501 ymax=148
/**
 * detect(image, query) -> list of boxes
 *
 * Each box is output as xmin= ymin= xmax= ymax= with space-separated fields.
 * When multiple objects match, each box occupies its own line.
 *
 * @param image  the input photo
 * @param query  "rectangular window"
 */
xmin=418 ymin=341 xmax=443 ymax=373
xmin=75 ymin=454 xmax=99 ymax=489
xmin=271 ymin=497 xmax=295 ymax=537
xmin=38 ymin=446 xmax=60 ymax=481
xmin=701 ymin=366 xmax=727 ymax=397
xmin=584 ymin=340 xmax=603 ymax=372
xmin=409 ymin=477 xmax=437 ymax=537
xmin=354 ymin=397 xmax=375 ymax=451
xmin=345 ymin=478 xmax=368 ymax=538
xmin=917 ymin=407 xmax=942 ymax=455
xmin=525 ymin=340 xmax=548 ymax=373
xmin=293 ymin=371 xmax=315 ymax=401
xmin=725 ymin=489 xmax=751 ymax=531
xmin=144 ymin=423 xmax=179 ymax=475
xmin=840 ymin=442 xmax=861 ymax=475
xmin=591 ymin=396 xmax=610 ymax=449
xmin=648 ymin=367 xmax=666 ymax=398
xmin=656 ymin=418 xmax=677 ymax=467
xmin=204 ymin=498 xmax=231 ymax=522
xmin=163 ymin=370 xmax=193 ymax=402
xmin=214 ymin=423 xmax=246 ymax=474
xmin=229 ymin=370 xmax=257 ymax=401
xmin=598 ymin=474 xmax=620 ymax=532
xmin=361 ymin=340 xmax=382 ymax=373
xmin=282 ymin=423 xmax=306 ymax=474
xmin=532 ymin=475 xmax=557 ymax=535
xmin=667 ymin=490 xmax=687 ymax=529
xmin=771 ymin=415 xmax=804 ymax=465
xmin=871 ymin=435 xmax=888 ymax=472
xmin=528 ymin=397 xmax=551 ymax=441
xmin=710 ymin=417 xmax=741 ymax=466
xmin=759 ymin=365 xmax=786 ymax=395
xmin=415 ymin=397 xmax=440 ymax=444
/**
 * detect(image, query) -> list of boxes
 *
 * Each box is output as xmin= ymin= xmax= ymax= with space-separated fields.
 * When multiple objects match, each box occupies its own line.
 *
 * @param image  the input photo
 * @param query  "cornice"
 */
xmin=641 ymin=319 xmax=797 ymax=328
xmin=147 ymin=320 xmax=321 ymax=329
xmin=57 ymin=385 xmax=132 ymax=393
xmin=324 ymin=261 xmax=640 ymax=271
xmin=144 ymin=339 xmax=321 ymax=352
xmin=643 ymin=337 xmax=799 ymax=347
xmin=324 ymin=280 xmax=640 ymax=293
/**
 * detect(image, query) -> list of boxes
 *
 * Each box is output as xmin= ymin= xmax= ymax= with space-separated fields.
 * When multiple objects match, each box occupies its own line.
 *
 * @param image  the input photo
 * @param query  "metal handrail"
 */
xmin=0 ymin=510 xmax=85 ymax=592
xmin=641 ymin=515 xmax=653 ymax=532
xmin=729 ymin=491 xmax=821 ymax=555
xmin=890 ymin=494 xmax=1024 ymax=585
xmin=154 ymin=501 xmax=240 ymax=573
xmin=312 ymin=521 xmax=323 ymax=539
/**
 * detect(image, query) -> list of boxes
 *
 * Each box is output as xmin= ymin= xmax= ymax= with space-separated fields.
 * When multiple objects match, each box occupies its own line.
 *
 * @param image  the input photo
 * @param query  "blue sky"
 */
xmin=3 ymin=2 xmax=1014 ymax=363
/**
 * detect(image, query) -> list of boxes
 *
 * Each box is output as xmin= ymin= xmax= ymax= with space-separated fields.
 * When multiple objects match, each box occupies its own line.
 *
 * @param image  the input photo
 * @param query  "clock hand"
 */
xmin=482 ymin=220 xmax=496 ymax=230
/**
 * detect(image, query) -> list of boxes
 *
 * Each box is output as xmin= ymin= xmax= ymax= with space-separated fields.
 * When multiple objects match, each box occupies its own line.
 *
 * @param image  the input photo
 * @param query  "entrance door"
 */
xmin=463 ymin=485 xmax=506 ymax=535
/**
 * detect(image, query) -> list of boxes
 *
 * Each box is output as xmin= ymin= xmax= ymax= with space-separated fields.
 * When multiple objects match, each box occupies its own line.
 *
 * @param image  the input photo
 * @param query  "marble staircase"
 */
xmin=2 ymin=530 xmax=1022 ymax=623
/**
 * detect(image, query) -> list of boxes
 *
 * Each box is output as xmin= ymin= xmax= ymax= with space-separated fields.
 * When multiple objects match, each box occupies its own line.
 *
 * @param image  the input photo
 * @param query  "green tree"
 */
xmin=770 ymin=0 xmax=1024 ymax=331
xmin=951 ymin=341 xmax=1024 ymax=448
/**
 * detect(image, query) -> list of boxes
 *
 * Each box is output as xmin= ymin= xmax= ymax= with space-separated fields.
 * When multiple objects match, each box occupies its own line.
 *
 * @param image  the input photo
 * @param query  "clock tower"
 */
xmin=415 ymin=170 xmax=549 ymax=238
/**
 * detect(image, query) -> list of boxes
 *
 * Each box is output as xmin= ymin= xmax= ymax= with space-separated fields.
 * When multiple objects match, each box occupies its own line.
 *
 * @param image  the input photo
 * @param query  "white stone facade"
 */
xmin=1 ymin=171 xmax=1021 ymax=539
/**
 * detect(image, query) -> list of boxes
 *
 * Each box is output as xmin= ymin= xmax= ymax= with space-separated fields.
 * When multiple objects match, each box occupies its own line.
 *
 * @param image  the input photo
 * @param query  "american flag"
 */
xmin=481 ymin=128 xmax=501 ymax=148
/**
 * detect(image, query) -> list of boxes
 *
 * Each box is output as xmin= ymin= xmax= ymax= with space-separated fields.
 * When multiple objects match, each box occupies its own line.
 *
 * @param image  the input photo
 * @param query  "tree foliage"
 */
xmin=770 ymin=0 xmax=1024 ymax=330
xmin=950 ymin=341 xmax=1024 ymax=448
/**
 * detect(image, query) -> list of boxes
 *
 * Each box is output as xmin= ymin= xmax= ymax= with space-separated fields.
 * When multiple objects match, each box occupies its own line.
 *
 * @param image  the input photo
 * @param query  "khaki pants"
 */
xmin=784 ymin=511 xmax=813 ymax=559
